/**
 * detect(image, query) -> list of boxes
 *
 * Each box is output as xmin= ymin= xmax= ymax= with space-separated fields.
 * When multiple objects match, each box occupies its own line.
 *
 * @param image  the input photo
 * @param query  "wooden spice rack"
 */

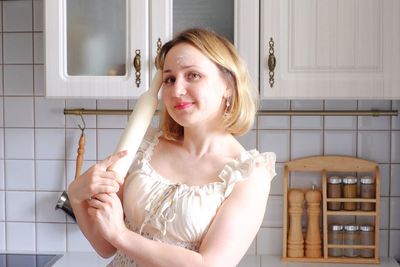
xmin=282 ymin=156 xmax=380 ymax=264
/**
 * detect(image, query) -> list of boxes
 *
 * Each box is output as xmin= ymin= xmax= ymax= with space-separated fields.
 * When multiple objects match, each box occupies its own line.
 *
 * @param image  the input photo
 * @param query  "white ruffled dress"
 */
xmin=108 ymin=129 xmax=276 ymax=266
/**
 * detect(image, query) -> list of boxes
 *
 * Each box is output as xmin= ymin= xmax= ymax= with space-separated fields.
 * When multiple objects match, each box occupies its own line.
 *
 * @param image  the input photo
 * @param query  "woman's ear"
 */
xmin=224 ymin=87 xmax=232 ymax=99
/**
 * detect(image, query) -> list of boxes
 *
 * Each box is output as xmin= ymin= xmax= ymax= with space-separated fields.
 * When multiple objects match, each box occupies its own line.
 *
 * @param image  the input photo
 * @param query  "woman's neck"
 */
xmin=181 ymin=127 xmax=231 ymax=158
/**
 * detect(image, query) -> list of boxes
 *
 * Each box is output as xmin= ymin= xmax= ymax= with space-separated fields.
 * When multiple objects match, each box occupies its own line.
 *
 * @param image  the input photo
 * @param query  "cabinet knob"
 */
xmin=267 ymin=37 xmax=276 ymax=88
xmin=156 ymin=38 xmax=162 ymax=54
xmin=133 ymin=49 xmax=141 ymax=88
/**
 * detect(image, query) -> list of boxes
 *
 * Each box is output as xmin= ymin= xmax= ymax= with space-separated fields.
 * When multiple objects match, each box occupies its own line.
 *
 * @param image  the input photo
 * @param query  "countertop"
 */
xmin=51 ymin=252 xmax=400 ymax=267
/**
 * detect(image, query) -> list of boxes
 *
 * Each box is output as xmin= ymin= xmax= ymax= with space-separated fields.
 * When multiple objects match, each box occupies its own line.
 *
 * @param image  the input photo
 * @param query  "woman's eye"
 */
xmin=188 ymin=72 xmax=201 ymax=80
xmin=163 ymin=77 xmax=175 ymax=84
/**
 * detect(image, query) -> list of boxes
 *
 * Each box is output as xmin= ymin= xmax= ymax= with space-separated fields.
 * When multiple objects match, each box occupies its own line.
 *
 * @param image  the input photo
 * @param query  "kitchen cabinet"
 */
xmin=45 ymin=0 xmax=256 ymax=99
xmin=45 ymin=0 xmax=171 ymax=98
xmin=258 ymin=0 xmax=400 ymax=99
xmin=172 ymin=0 xmax=259 ymax=85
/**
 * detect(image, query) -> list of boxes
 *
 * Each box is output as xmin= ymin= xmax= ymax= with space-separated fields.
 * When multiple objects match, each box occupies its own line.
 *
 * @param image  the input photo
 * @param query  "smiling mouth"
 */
xmin=174 ymin=102 xmax=193 ymax=110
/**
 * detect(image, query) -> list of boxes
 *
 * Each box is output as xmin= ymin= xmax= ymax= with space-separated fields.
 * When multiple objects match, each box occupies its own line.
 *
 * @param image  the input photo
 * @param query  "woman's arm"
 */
xmin=90 ymin=163 xmax=271 ymax=267
xmin=68 ymin=151 xmax=127 ymax=258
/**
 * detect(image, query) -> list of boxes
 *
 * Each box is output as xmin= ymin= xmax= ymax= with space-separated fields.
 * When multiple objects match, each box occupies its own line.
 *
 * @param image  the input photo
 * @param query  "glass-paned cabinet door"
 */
xmin=173 ymin=0 xmax=234 ymax=43
xmin=151 ymin=0 xmax=259 ymax=87
xmin=45 ymin=0 xmax=148 ymax=98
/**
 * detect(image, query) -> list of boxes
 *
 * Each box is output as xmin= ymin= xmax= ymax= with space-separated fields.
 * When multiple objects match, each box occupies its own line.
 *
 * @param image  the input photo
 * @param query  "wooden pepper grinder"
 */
xmin=305 ymin=186 xmax=322 ymax=258
xmin=287 ymin=189 xmax=305 ymax=258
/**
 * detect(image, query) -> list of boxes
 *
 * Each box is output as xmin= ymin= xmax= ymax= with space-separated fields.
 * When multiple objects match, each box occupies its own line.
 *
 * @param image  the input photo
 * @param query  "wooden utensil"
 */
xmin=75 ymin=130 xmax=85 ymax=179
xmin=305 ymin=187 xmax=322 ymax=258
xmin=287 ymin=189 xmax=305 ymax=258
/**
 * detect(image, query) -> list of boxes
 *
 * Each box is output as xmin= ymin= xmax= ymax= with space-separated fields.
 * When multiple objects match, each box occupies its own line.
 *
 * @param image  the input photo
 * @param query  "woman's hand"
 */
xmin=68 ymin=151 xmax=128 ymax=204
xmin=87 ymin=193 xmax=128 ymax=245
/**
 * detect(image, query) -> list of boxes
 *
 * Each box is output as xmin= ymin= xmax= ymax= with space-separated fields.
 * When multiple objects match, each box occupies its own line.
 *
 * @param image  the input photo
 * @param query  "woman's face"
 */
xmin=161 ymin=43 xmax=229 ymax=130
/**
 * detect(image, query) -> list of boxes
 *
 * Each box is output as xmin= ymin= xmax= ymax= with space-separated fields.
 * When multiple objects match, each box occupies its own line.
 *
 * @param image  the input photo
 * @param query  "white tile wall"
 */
xmin=358 ymin=131 xmax=391 ymax=163
xmin=0 ymin=161 xmax=4 ymax=189
xmin=324 ymin=131 xmax=356 ymax=156
xmin=291 ymin=130 xmax=323 ymax=159
xmin=35 ymin=160 xmax=65 ymax=191
xmin=5 ymin=160 xmax=35 ymax=190
xmin=33 ymin=0 xmax=43 ymax=32
xmin=36 ymin=192 xmax=66 ymax=223
xmin=389 ymin=230 xmax=400 ymax=259
xmin=4 ymin=128 xmax=34 ymax=159
xmin=5 ymin=191 xmax=35 ymax=221
xmin=34 ymin=65 xmax=44 ymax=96
xmin=392 ymin=131 xmax=400 ymax=163
xmin=0 ymin=222 xmax=4 ymax=251
xmin=35 ymin=129 xmax=65 ymax=159
xmin=390 ymin=197 xmax=400 ymax=229
xmin=97 ymin=129 xmax=123 ymax=160
xmin=258 ymin=130 xmax=290 ymax=162
xmin=0 ymin=191 xmax=4 ymax=221
xmin=97 ymin=100 xmax=128 ymax=128
xmin=380 ymin=164 xmax=391 ymax=197
xmin=0 ymin=1 xmax=399 ymax=263
xmin=4 ymin=97 xmax=34 ymax=127
xmin=3 ymin=1 xmax=32 ymax=32
xmin=393 ymin=101 xmax=400 ymax=130
xmin=3 ymin=65 xmax=33 ymax=95
xmin=391 ymin=164 xmax=400 ymax=196
xmin=66 ymin=224 xmax=95 ymax=252
xmin=34 ymin=97 xmax=65 ymax=127
xmin=6 ymin=222 xmax=35 ymax=251
xmin=3 ymin=33 xmax=33 ymax=64
xmin=36 ymin=223 xmax=66 ymax=252
xmin=236 ymin=130 xmax=256 ymax=150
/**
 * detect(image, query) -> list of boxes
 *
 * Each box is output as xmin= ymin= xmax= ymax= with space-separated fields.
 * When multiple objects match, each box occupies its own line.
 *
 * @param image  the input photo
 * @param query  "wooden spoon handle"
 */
xmin=75 ymin=132 xmax=85 ymax=179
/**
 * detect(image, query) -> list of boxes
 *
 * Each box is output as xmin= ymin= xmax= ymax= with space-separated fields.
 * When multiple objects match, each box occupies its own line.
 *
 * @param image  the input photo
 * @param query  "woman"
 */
xmin=68 ymin=28 xmax=276 ymax=267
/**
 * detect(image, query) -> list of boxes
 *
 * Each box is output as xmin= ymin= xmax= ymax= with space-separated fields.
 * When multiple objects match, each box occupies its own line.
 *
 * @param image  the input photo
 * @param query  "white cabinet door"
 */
xmin=45 ymin=0 xmax=148 ymax=98
xmin=150 ymin=0 xmax=173 ymax=79
xmin=170 ymin=0 xmax=258 ymax=87
xmin=260 ymin=0 xmax=400 ymax=99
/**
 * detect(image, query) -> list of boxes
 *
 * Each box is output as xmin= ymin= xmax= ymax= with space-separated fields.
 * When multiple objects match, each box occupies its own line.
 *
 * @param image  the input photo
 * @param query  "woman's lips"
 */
xmin=174 ymin=102 xmax=193 ymax=110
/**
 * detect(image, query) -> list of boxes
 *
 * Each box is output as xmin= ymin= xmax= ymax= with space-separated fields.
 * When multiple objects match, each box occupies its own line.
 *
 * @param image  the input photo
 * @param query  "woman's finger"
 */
xmin=92 ymin=193 xmax=112 ymax=202
xmin=98 ymin=150 xmax=128 ymax=169
xmin=87 ymin=198 xmax=103 ymax=209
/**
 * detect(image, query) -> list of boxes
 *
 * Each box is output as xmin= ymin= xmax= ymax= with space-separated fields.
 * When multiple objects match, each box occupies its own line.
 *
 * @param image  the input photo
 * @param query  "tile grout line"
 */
xmin=0 ymin=0 xmax=7 ymax=252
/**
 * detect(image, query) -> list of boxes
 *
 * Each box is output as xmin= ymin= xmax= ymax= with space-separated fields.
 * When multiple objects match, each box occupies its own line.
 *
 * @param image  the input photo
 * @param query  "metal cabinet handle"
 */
xmin=156 ymin=38 xmax=162 ymax=54
xmin=133 ymin=49 xmax=141 ymax=88
xmin=267 ymin=37 xmax=276 ymax=88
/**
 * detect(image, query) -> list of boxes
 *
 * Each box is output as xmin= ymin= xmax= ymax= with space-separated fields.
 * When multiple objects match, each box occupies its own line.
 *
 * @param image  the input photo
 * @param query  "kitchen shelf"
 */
xmin=282 ymin=155 xmax=380 ymax=264
xmin=326 ymin=198 xmax=376 ymax=203
xmin=326 ymin=211 xmax=377 ymax=216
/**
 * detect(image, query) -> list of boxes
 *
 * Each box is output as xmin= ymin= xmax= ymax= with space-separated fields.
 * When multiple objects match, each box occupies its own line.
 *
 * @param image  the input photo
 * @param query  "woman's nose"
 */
xmin=172 ymin=78 xmax=187 ymax=96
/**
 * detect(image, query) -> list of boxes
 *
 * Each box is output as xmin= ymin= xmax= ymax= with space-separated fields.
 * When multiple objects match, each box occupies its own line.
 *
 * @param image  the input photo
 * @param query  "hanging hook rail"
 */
xmin=64 ymin=108 xmax=398 ymax=117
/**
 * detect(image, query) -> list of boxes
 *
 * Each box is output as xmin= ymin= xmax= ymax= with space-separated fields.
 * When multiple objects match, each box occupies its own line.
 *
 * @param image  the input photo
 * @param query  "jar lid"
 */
xmin=329 ymin=224 xmax=343 ymax=231
xmin=328 ymin=176 xmax=342 ymax=184
xmin=344 ymin=225 xmax=359 ymax=231
xmin=360 ymin=176 xmax=375 ymax=184
xmin=343 ymin=176 xmax=357 ymax=184
xmin=360 ymin=225 xmax=374 ymax=232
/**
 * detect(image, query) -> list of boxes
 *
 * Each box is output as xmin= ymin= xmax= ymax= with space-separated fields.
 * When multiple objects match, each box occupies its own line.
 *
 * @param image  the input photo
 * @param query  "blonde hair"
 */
xmin=155 ymin=28 xmax=258 ymax=141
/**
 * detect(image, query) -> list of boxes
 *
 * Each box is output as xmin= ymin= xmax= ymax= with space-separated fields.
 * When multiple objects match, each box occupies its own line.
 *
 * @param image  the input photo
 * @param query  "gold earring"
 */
xmin=224 ymin=96 xmax=231 ymax=116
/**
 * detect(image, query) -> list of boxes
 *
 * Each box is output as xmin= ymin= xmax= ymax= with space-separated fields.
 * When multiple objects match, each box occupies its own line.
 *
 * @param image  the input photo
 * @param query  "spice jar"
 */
xmin=328 ymin=224 xmax=343 ymax=257
xmin=342 ymin=176 xmax=358 ymax=210
xmin=327 ymin=176 xmax=342 ymax=210
xmin=360 ymin=176 xmax=376 ymax=211
xmin=343 ymin=225 xmax=359 ymax=257
xmin=359 ymin=225 xmax=375 ymax=258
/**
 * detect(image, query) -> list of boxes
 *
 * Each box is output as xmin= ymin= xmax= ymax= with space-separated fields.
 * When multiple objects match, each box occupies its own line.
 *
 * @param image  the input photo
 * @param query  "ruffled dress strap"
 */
xmin=220 ymin=150 xmax=276 ymax=198
xmin=126 ymin=127 xmax=163 ymax=175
